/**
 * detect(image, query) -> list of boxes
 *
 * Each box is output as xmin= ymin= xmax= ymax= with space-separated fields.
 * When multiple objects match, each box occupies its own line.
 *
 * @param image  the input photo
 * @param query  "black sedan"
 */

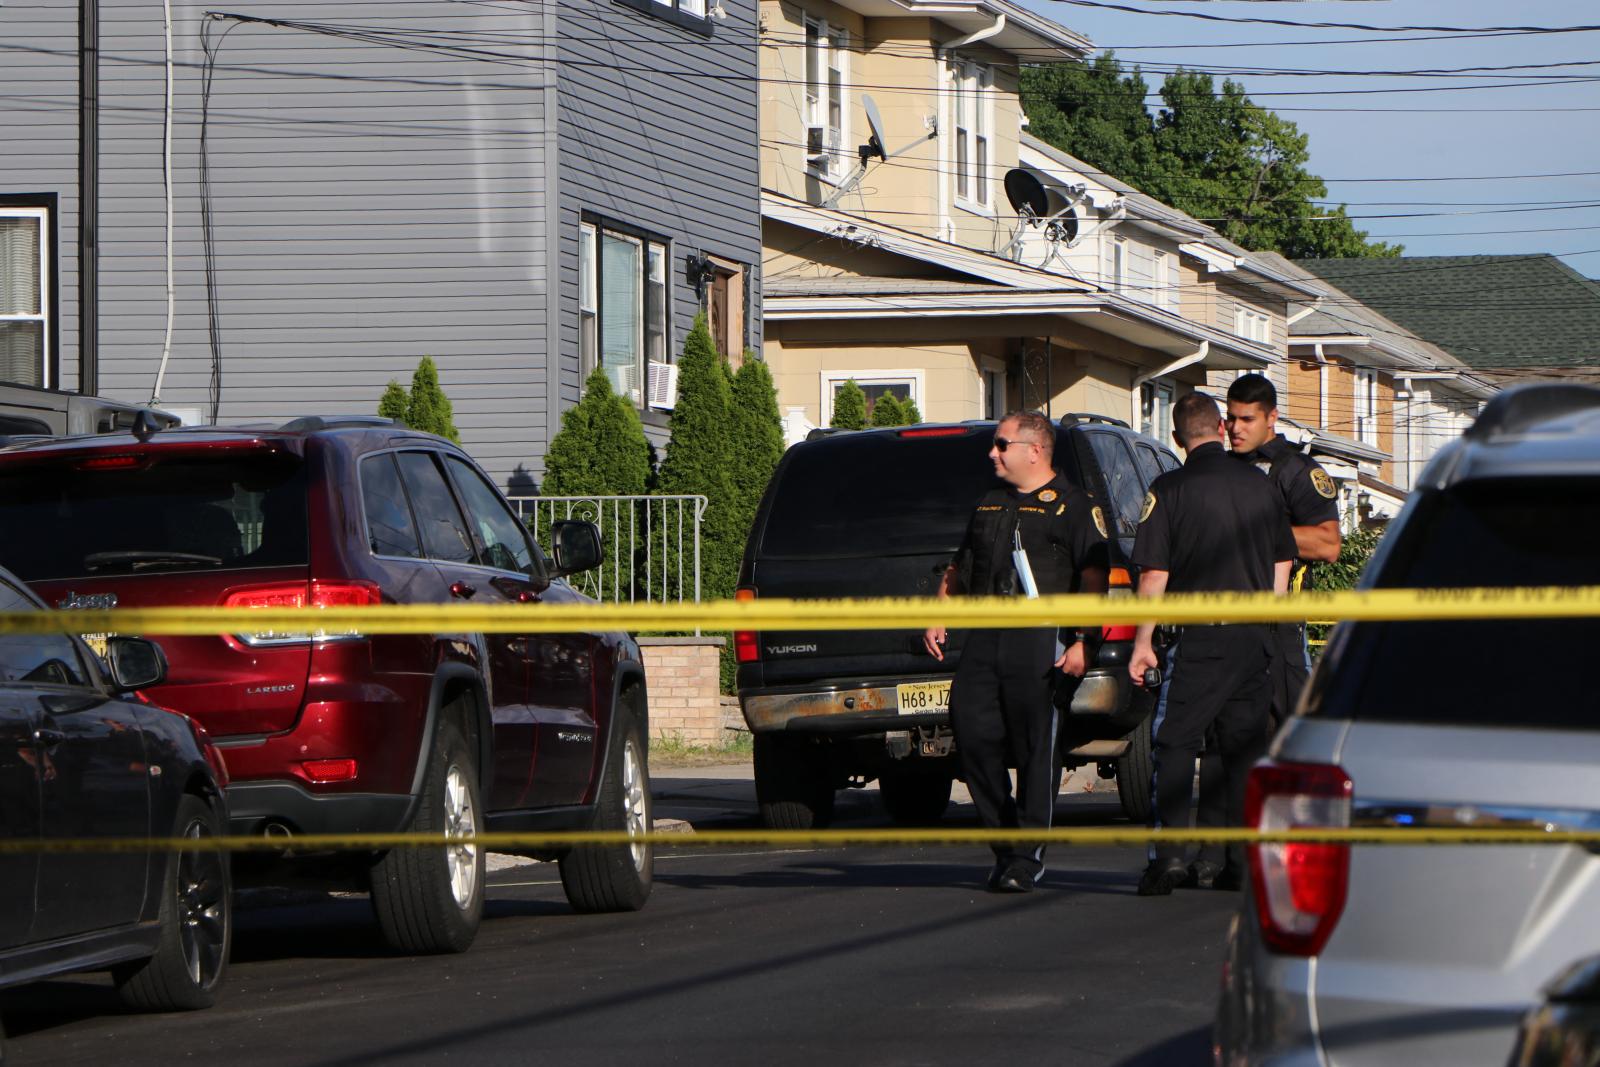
xmin=0 ymin=566 xmax=231 ymax=1021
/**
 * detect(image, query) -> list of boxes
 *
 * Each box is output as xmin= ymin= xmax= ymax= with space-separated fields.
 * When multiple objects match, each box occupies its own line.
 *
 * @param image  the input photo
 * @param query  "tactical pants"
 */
xmin=1192 ymin=622 xmax=1311 ymax=866
xmin=1149 ymin=625 xmax=1272 ymax=873
xmin=950 ymin=627 xmax=1061 ymax=876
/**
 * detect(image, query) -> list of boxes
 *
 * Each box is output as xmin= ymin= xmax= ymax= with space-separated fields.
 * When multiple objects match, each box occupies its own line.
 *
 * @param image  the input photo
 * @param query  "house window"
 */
xmin=805 ymin=20 xmax=848 ymax=179
xmin=0 ymin=205 xmax=50 ymax=388
xmin=951 ymin=60 xmax=992 ymax=209
xmin=821 ymin=372 xmax=921 ymax=424
xmin=982 ymin=367 xmax=1006 ymax=420
xmin=1106 ymin=236 xmax=1127 ymax=293
xmin=619 ymin=0 xmax=711 ymax=33
xmin=1152 ymin=250 xmax=1171 ymax=309
xmin=1234 ymin=306 xmax=1271 ymax=345
xmin=579 ymin=218 xmax=671 ymax=408
xmin=1353 ymin=368 xmax=1378 ymax=445
xmin=1140 ymin=380 xmax=1174 ymax=443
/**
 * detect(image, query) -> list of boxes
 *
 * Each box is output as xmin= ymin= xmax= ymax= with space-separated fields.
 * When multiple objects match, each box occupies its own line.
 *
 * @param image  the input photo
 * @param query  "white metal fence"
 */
xmin=508 ymin=494 xmax=707 ymax=606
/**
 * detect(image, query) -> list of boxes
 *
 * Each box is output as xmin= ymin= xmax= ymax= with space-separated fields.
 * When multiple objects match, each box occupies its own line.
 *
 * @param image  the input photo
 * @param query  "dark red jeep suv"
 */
xmin=0 ymin=416 xmax=653 ymax=953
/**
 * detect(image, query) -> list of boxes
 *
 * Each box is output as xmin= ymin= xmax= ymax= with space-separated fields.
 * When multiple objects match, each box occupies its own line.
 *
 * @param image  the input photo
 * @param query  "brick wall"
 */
xmin=638 ymin=637 xmax=727 ymax=745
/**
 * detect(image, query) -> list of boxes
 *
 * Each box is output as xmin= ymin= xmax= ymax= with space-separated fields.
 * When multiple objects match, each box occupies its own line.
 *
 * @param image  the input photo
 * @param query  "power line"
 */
xmin=1035 ymin=1 xmax=1600 ymax=36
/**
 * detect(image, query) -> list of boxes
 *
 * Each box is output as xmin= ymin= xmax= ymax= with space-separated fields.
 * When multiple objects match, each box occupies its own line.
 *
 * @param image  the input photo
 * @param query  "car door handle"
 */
xmin=35 ymin=727 xmax=66 ymax=749
xmin=450 ymin=581 xmax=477 ymax=600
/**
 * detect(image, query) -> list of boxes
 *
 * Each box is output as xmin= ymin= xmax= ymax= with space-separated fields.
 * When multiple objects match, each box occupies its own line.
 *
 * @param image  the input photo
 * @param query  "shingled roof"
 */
xmin=1295 ymin=255 xmax=1600 ymax=376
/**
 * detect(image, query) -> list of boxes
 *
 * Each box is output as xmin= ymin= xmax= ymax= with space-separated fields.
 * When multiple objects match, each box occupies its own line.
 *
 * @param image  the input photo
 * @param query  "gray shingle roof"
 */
xmin=1295 ymin=255 xmax=1600 ymax=371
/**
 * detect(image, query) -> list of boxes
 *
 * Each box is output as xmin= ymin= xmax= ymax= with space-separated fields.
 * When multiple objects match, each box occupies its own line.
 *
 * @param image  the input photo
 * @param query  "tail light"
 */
xmin=734 ymin=586 xmax=759 ymax=663
xmin=1246 ymin=761 xmax=1353 ymax=957
xmin=1102 ymin=566 xmax=1136 ymax=642
xmin=222 ymin=580 xmax=381 ymax=647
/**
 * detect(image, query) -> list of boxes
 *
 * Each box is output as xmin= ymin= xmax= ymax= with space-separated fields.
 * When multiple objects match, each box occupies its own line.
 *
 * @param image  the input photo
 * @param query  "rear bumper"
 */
xmin=226 ymin=780 xmax=414 ymax=837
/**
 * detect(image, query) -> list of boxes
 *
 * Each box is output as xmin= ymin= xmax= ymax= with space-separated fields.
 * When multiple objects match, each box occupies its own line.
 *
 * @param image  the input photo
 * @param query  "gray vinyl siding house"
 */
xmin=0 ymin=0 xmax=760 ymax=490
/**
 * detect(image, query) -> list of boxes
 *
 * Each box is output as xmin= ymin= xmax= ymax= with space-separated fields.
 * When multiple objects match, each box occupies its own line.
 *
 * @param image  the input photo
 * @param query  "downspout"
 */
xmin=78 ymin=0 xmax=99 ymax=395
xmin=940 ymin=12 xmax=1005 ymax=52
xmin=150 ymin=0 xmax=176 ymax=406
xmin=1130 ymin=340 xmax=1208 ymax=430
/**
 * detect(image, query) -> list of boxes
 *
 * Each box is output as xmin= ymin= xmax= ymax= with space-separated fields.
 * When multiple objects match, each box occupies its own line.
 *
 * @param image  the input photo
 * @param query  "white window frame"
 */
xmin=980 ymin=358 xmax=1007 ymax=421
xmin=819 ymin=369 xmax=924 ymax=425
xmin=805 ymin=20 xmax=849 ymax=181
xmin=950 ymin=59 xmax=993 ymax=214
xmin=1152 ymin=250 xmax=1171 ymax=309
xmin=1140 ymin=380 xmax=1175 ymax=442
xmin=1353 ymin=368 xmax=1378 ymax=445
xmin=579 ymin=218 xmax=671 ymax=410
xmin=1234 ymin=306 xmax=1270 ymax=345
xmin=0 ymin=205 xmax=51 ymax=388
xmin=1110 ymin=236 xmax=1127 ymax=292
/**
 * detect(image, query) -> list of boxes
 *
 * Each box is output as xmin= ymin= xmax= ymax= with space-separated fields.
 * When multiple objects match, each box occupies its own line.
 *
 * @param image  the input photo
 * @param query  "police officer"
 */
xmin=1128 ymin=392 xmax=1296 ymax=897
xmin=1183 ymin=374 xmax=1344 ymax=886
xmin=923 ymin=411 xmax=1109 ymax=893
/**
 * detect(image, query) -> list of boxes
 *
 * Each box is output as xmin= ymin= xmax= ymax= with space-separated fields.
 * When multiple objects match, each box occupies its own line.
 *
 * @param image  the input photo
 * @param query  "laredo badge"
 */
xmin=1139 ymin=490 xmax=1157 ymax=523
xmin=1091 ymin=505 xmax=1108 ymax=538
xmin=1310 ymin=468 xmax=1337 ymax=500
xmin=1038 ymin=489 xmax=1058 ymax=503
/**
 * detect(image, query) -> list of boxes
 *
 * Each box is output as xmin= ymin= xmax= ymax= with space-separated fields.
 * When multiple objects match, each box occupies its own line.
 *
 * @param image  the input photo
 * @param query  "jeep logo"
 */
xmin=765 ymin=644 xmax=818 ymax=656
xmin=57 ymin=591 xmax=119 ymax=611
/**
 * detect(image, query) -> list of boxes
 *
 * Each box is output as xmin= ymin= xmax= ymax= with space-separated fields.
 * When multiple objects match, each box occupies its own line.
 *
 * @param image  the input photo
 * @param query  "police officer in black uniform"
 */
xmin=923 ymin=411 xmax=1109 ymax=893
xmin=1128 ymin=392 xmax=1296 ymax=897
xmin=1181 ymin=374 xmax=1344 ymax=886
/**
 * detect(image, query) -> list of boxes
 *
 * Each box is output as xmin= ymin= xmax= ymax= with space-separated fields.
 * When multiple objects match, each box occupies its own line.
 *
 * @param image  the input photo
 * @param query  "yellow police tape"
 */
xmin=5 ymin=585 xmax=1600 ymax=635
xmin=3 ymin=827 xmax=1599 ymax=854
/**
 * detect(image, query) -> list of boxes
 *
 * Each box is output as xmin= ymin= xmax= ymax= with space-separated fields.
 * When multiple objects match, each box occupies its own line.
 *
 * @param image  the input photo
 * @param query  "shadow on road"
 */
xmin=1113 ymin=1024 xmax=1211 ymax=1065
xmin=656 ymin=855 xmax=1135 ymax=895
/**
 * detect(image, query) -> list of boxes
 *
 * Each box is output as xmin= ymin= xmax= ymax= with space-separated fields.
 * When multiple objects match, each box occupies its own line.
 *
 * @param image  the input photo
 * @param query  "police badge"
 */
xmin=1139 ymin=491 xmax=1157 ymax=523
xmin=1310 ymin=468 xmax=1337 ymax=499
xmin=1092 ymin=506 xmax=1108 ymax=538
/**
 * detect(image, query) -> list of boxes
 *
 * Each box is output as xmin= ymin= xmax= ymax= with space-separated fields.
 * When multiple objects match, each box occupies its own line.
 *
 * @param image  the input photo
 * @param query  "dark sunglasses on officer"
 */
xmin=992 ymin=435 xmax=1040 ymax=453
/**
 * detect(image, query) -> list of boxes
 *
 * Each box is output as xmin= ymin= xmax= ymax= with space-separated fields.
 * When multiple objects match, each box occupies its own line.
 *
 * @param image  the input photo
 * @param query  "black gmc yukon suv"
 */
xmin=736 ymin=415 xmax=1182 ymax=829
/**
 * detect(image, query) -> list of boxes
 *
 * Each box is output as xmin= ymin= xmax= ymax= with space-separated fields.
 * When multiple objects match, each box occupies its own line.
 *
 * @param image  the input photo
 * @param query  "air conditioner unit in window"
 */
xmin=648 ymin=361 xmax=679 ymax=410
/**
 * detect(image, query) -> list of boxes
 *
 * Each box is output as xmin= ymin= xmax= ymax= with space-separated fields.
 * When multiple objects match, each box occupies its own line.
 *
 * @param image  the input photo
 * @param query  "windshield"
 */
xmin=0 ymin=452 xmax=309 ymax=580
xmin=1308 ymin=479 xmax=1600 ymax=729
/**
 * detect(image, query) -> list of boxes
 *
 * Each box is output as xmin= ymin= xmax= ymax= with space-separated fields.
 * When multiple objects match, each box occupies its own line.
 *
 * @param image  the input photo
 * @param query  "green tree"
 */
xmin=405 ymin=356 xmax=461 ymax=443
xmin=1306 ymin=517 xmax=1386 ymax=652
xmin=830 ymin=379 xmax=867 ymax=429
xmin=1020 ymin=57 xmax=1400 ymax=260
xmin=727 ymin=354 xmax=785 ymax=553
xmin=901 ymin=398 xmax=922 ymax=425
xmin=542 ymin=366 xmax=653 ymax=497
xmin=378 ymin=380 xmax=410 ymax=424
xmin=870 ymin=392 xmax=906 ymax=427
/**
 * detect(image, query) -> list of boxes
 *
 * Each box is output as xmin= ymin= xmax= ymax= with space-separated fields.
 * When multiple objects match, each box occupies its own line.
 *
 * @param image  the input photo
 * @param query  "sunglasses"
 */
xmin=992 ymin=436 xmax=1039 ymax=453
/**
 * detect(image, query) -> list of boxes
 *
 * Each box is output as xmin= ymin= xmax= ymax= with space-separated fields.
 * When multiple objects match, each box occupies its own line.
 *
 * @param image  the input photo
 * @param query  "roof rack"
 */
xmin=805 ymin=427 xmax=847 ymax=441
xmin=1058 ymin=412 xmax=1131 ymax=429
xmin=278 ymin=416 xmax=399 ymax=433
xmin=1464 ymin=384 xmax=1600 ymax=441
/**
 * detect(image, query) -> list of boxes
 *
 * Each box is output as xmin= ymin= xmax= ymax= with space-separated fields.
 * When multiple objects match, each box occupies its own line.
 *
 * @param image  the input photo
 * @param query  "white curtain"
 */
xmin=0 ymin=217 xmax=42 ymax=385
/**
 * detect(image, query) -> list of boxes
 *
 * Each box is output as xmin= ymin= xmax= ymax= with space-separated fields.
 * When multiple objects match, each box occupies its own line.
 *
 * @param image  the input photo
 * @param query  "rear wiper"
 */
xmin=83 ymin=550 xmax=224 ymax=572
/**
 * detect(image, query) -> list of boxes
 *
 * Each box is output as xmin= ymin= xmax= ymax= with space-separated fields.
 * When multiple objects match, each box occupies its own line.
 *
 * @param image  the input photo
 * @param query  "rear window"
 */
xmin=0 ymin=452 xmax=308 ymax=580
xmin=1084 ymin=431 xmax=1144 ymax=538
xmin=759 ymin=433 xmax=1002 ymax=559
xmin=1308 ymin=479 xmax=1600 ymax=729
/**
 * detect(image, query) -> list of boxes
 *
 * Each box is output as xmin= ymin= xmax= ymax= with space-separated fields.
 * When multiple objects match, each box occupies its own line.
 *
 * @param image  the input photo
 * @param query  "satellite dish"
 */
xmin=999 ymin=167 xmax=1085 ymax=264
xmin=820 ymin=93 xmax=936 ymax=208
xmin=1004 ymin=169 xmax=1050 ymax=222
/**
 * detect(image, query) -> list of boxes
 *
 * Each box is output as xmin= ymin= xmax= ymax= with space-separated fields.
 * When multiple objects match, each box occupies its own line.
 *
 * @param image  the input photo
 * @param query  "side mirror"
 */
xmin=550 ymin=520 xmax=603 ymax=577
xmin=105 ymin=636 xmax=168 ymax=692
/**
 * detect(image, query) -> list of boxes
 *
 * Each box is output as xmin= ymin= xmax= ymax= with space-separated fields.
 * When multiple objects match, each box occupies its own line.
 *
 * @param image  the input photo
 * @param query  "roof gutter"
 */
xmin=939 ymin=12 xmax=1004 ymax=53
xmin=1130 ymin=341 xmax=1208 ymax=429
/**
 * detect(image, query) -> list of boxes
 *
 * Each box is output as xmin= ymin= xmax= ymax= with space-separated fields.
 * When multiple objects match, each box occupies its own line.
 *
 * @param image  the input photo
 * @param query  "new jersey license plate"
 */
xmin=896 ymin=680 xmax=951 ymax=715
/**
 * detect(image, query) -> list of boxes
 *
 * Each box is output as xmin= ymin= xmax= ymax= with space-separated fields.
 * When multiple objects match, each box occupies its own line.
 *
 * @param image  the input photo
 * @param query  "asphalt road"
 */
xmin=1 ymin=770 xmax=1235 ymax=1066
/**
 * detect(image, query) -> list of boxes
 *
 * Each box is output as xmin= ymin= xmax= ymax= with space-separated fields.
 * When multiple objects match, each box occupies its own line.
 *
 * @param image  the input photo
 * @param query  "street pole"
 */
xmin=79 ymin=0 xmax=99 ymax=395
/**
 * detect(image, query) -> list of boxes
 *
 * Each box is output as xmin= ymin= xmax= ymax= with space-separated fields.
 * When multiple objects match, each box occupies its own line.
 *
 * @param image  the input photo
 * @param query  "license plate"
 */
xmin=82 ymin=633 xmax=113 ymax=659
xmin=896 ymin=680 xmax=951 ymax=715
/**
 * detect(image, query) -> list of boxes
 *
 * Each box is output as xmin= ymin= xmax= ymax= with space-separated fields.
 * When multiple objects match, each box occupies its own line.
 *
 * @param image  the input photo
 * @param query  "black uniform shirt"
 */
xmin=1131 ymin=441 xmax=1296 ymax=594
xmin=1234 ymin=435 xmax=1340 ymax=546
xmin=953 ymin=472 xmax=1109 ymax=599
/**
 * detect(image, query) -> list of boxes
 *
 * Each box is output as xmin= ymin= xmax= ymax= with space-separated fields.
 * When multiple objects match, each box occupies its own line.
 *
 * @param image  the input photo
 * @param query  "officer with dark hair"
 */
xmin=924 ymin=410 xmax=1109 ymax=893
xmin=1128 ymin=392 xmax=1296 ymax=897
xmin=1174 ymin=373 xmax=1344 ymax=888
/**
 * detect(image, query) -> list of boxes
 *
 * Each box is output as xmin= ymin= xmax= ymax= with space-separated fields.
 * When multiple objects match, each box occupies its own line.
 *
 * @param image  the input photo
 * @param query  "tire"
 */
xmin=370 ymin=721 xmax=484 ymax=954
xmin=114 ymin=794 xmax=231 ymax=1011
xmin=878 ymin=765 xmax=954 ymax=825
xmin=753 ymin=733 xmax=835 ymax=830
xmin=559 ymin=696 xmax=653 ymax=913
xmin=1116 ymin=714 xmax=1154 ymax=824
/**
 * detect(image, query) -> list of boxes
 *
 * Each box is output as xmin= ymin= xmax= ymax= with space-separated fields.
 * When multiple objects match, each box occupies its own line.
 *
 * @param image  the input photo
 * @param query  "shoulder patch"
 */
xmin=1139 ymin=491 xmax=1157 ymax=524
xmin=1310 ymin=468 xmax=1337 ymax=499
xmin=1091 ymin=505 xmax=1107 ymax=538
xmin=1038 ymin=488 xmax=1058 ymax=503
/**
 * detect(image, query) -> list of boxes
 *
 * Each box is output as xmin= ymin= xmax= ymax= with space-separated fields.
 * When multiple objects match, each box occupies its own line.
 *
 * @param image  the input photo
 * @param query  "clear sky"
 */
xmin=1016 ymin=0 xmax=1600 ymax=274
